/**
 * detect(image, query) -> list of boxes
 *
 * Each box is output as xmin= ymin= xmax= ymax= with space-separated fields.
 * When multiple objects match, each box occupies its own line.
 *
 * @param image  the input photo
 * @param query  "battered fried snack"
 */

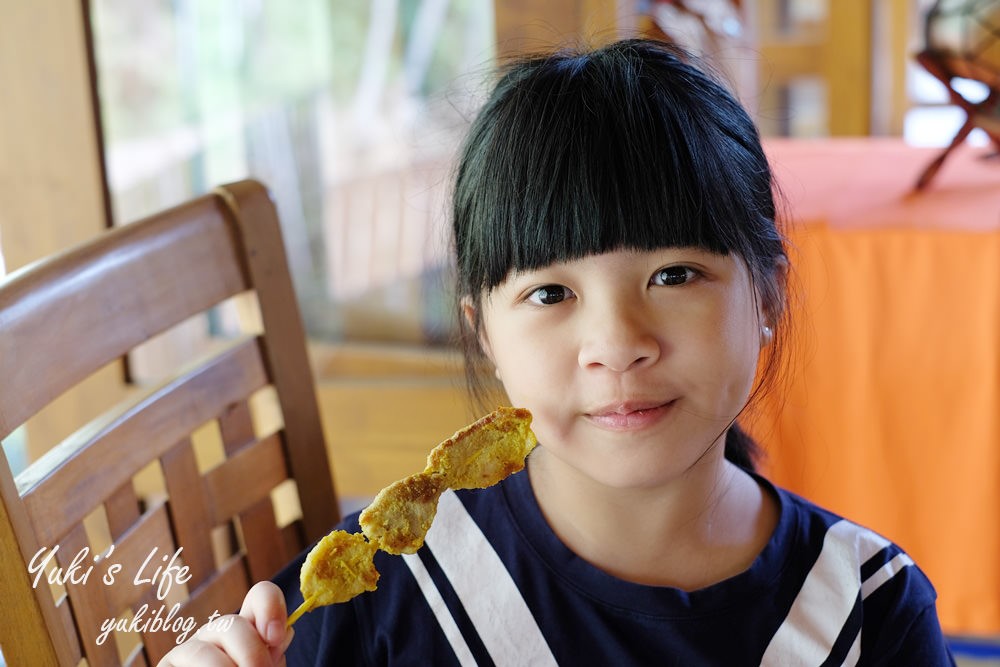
xmin=361 ymin=407 xmax=535 ymax=554
xmin=358 ymin=471 xmax=447 ymax=555
xmin=288 ymin=530 xmax=379 ymax=626
xmin=288 ymin=407 xmax=535 ymax=626
xmin=427 ymin=406 xmax=537 ymax=490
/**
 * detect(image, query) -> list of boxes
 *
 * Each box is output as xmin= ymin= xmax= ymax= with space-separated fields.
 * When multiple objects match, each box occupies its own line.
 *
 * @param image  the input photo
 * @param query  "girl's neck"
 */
xmin=527 ymin=449 xmax=778 ymax=591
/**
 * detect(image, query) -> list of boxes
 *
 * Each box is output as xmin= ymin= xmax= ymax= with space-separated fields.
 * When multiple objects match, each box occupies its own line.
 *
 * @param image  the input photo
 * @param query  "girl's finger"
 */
xmin=240 ymin=581 xmax=291 ymax=650
xmin=158 ymin=639 xmax=238 ymax=667
xmin=187 ymin=615 xmax=273 ymax=667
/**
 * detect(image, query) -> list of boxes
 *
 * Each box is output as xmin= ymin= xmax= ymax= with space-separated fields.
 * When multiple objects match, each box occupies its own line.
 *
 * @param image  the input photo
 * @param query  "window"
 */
xmin=91 ymin=0 xmax=496 ymax=380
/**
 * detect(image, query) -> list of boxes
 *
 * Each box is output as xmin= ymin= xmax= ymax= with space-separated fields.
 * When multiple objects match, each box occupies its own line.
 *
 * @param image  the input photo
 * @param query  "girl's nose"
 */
xmin=577 ymin=304 xmax=661 ymax=373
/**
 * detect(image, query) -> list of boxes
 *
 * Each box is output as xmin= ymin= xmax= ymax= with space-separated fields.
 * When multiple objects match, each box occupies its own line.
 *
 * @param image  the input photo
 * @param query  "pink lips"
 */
xmin=586 ymin=401 xmax=674 ymax=431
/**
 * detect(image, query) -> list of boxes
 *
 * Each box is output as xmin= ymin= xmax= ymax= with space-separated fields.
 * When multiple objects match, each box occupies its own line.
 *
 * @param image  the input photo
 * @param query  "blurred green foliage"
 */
xmin=92 ymin=0 xmax=492 ymax=142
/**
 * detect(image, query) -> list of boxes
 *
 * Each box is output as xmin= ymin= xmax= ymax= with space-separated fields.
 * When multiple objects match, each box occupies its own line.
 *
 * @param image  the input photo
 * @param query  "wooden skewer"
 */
xmin=286 ymin=596 xmax=316 ymax=627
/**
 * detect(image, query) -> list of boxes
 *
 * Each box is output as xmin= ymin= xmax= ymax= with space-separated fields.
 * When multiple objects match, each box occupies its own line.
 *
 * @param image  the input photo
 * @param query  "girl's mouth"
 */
xmin=585 ymin=401 xmax=675 ymax=431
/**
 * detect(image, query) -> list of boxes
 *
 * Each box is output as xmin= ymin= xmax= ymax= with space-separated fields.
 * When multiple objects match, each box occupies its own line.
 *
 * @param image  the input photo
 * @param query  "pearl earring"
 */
xmin=761 ymin=325 xmax=773 ymax=341
xmin=494 ymin=368 xmax=502 ymax=380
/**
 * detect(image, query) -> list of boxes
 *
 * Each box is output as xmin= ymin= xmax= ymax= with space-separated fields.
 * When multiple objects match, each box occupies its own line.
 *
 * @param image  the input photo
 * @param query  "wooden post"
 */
xmin=0 ymin=0 xmax=126 ymax=459
xmin=753 ymin=0 xmax=873 ymax=136
xmin=871 ymin=0 xmax=913 ymax=136
xmin=826 ymin=0 xmax=872 ymax=135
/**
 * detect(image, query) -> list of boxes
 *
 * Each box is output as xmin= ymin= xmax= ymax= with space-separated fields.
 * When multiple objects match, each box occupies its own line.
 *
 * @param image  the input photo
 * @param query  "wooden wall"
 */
xmin=0 ymin=0 xmax=128 ymax=459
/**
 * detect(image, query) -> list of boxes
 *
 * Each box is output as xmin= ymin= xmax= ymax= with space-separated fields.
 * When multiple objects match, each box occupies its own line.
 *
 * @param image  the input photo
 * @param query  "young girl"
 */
xmin=162 ymin=39 xmax=954 ymax=666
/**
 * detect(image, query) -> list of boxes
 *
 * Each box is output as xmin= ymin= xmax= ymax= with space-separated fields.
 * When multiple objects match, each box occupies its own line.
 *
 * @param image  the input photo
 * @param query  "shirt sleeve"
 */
xmin=886 ymin=604 xmax=956 ymax=667
xmin=861 ymin=560 xmax=956 ymax=667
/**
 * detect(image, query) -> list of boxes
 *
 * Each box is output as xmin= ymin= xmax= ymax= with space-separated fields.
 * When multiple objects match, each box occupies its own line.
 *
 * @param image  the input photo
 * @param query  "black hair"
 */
xmin=452 ymin=39 xmax=790 ymax=472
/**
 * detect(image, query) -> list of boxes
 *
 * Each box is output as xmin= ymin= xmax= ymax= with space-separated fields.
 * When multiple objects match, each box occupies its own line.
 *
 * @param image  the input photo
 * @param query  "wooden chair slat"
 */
xmin=204 ymin=434 xmax=287 ymax=523
xmin=0 ymin=199 xmax=249 ymax=438
xmin=239 ymin=497 xmax=289 ymax=583
xmin=280 ymin=522 xmax=306 ymax=563
xmin=218 ymin=400 xmax=256 ymax=456
xmin=219 ymin=182 xmax=339 ymax=542
xmin=160 ymin=438 xmax=216 ymax=589
xmin=179 ymin=554 xmax=252 ymax=626
xmin=124 ymin=645 xmax=150 ymax=667
xmin=20 ymin=337 xmax=268 ymax=547
xmin=54 ymin=595 xmax=84 ymax=666
xmin=49 ymin=504 xmax=180 ymax=662
xmin=0 ymin=458 xmax=69 ymax=666
xmin=139 ymin=629 xmax=176 ymax=666
xmin=102 ymin=503 xmax=176 ymax=613
xmin=105 ymin=481 xmax=142 ymax=543
xmin=57 ymin=523 xmax=119 ymax=667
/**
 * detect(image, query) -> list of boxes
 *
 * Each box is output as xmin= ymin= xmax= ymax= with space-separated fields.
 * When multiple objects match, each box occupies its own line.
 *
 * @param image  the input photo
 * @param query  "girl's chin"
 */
xmin=529 ymin=431 xmax=729 ymax=493
xmin=531 ymin=450 xmax=691 ymax=492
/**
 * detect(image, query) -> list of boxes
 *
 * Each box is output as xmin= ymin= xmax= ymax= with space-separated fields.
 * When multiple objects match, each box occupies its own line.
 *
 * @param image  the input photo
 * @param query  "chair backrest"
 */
xmin=0 ymin=180 xmax=339 ymax=666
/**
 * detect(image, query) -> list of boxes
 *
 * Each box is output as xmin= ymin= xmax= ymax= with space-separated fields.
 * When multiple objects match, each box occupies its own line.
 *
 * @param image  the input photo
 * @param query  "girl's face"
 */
xmin=473 ymin=247 xmax=765 ymax=491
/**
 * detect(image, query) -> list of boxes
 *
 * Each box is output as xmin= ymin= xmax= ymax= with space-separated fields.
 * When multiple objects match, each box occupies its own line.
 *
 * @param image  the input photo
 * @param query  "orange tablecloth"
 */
xmin=752 ymin=139 xmax=1000 ymax=635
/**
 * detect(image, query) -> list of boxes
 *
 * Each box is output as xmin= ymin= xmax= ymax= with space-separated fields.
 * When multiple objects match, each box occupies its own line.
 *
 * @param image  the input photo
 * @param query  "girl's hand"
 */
xmin=158 ymin=582 xmax=294 ymax=666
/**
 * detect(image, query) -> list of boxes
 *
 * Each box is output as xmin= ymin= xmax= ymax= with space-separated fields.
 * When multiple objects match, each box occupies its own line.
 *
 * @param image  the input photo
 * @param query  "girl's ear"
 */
xmin=758 ymin=255 xmax=789 ymax=345
xmin=460 ymin=295 xmax=476 ymax=330
xmin=460 ymin=296 xmax=495 ymax=362
xmin=760 ymin=324 xmax=774 ymax=347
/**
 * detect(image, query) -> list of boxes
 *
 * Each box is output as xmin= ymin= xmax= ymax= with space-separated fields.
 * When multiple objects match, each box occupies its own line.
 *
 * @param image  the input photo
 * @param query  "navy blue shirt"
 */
xmin=275 ymin=471 xmax=954 ymax=666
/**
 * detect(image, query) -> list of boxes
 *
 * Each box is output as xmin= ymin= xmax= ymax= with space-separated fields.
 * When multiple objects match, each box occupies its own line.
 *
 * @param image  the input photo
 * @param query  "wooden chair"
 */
xmin=914 ymin=0 xmax=1000 ymax=190
xmin=0 ymin=180 xmax=340 ymax=665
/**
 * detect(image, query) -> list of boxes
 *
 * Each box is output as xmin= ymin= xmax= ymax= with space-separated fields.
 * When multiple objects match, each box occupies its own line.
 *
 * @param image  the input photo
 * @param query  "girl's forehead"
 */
xmin=496 ymin=247 xmax=742 ymax=284
xmin=508 ymin=246 xmax=731 ymax=272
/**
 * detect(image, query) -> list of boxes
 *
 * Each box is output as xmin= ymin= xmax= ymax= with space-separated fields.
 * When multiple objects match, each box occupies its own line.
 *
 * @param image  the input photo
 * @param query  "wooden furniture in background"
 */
xmin=913 ymin=0 xmax=1000 ymax=189
xmin=752 ymin=0 xmax=873 ymax=136
xmin=492 ymin=0 xmax=896 ymax=138
xmin=0 ymin=180 xmax=339 ymax=665
xmin=494 ymin=0 xmax=627 ymax=61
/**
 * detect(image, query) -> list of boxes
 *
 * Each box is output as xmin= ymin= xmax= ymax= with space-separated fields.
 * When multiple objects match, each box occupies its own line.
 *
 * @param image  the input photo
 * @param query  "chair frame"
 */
xmin=0 ymin=180 xmax=339 ymax=665
xmin=914 ymin=48 xmax=1000 ymax=190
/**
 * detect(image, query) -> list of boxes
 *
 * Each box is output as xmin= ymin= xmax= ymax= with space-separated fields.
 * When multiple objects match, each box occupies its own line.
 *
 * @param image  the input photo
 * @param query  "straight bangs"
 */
xmin=454 ymin=43 xmax=775 ymax=296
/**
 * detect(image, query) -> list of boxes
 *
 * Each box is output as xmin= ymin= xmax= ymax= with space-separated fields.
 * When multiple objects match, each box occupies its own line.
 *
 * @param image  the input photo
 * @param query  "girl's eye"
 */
xmin=527 ymin=285 xmax=573 ymax=305
xmin=652 ymin=266 xmax=696 ymax=286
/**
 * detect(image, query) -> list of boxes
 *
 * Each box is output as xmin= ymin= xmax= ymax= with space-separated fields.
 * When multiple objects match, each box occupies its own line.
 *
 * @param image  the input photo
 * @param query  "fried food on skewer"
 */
xmin=358 ymin=471 xmax=447 ymax=555
xmin=288 ymin=530 xmax=379 ymax=625
xmin=360 ymin=407 xmax=536 ymax=553
xmin=427 ymin=407 xmax=536 ymax=490
xmin=289 ymin=407 xmax=535 ymax=626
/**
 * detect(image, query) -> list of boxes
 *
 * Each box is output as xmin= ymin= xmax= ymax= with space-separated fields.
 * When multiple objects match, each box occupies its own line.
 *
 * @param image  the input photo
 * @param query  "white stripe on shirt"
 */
xmin=861 ymin=552 xmax=914 ymax=600
xmin=413 ymin=489 xmax=558 ymax=667
xmin=402 ymin=551 xmax=478 ymax=666
xmin=842 ymin=633 xmax=862 ymax=667
xmin=761 ymin=520 xmax=891 ymax=666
